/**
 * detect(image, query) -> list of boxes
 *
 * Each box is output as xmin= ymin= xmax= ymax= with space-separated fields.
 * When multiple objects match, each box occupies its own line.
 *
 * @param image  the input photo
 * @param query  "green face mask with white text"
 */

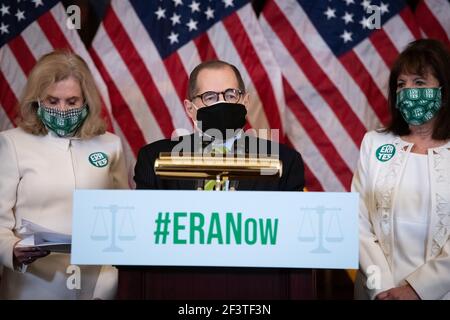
xmin=396 ymin=87 xmax=442 ymax=126
xmin=37 ymin=102 xmax=89 ymax=137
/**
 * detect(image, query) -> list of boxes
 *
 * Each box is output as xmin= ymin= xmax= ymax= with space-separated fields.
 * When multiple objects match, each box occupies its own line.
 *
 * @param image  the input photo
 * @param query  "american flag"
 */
xmin=0 ymin=0 xmax=115 ymax=136
xmin=259 ymin=0 xmax=429 ymax=191
xmin=1 ymin=0 xmax=449 ymax=191
xmin=90 ymin=0 xmax=286 ymax=181
xmin=415 ymin=0 xmax=450 ymax=46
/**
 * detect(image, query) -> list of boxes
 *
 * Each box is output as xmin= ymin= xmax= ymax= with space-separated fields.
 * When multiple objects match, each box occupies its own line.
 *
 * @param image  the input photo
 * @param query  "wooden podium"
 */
xmin=117 ymin=266 xmax=316 ymax=299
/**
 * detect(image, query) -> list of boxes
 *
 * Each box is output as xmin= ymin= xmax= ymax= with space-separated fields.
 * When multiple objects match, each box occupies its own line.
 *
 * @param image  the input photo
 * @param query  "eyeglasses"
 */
xmin=192 ymin=88 xmax=244 ymax=106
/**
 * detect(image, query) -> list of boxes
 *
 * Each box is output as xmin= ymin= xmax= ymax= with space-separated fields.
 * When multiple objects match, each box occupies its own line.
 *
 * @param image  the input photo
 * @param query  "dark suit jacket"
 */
xmin=134 ymin=134 xmax=305 ymax=191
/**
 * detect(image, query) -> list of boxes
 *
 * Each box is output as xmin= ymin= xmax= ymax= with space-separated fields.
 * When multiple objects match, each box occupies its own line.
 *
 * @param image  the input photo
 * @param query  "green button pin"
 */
xmin=375 ymin=144 xmax=396 ymax=162
xmin=88 ymin=152 xmax=108 ymax=167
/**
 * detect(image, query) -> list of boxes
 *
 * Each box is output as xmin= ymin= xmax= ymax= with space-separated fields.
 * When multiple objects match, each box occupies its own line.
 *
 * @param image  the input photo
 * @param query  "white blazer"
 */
xmin=0 ymin=127 xmax=129 ymax=299
xmin=352 ymin=130 xmax=450 ymax=300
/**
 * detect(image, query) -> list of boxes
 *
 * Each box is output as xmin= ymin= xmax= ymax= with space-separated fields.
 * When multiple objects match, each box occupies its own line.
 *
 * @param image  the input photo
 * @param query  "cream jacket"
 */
xmin=352 ymin=130 xmax=450 ymax=300
xmin=0 ymin=127 xmax=128 ymax=299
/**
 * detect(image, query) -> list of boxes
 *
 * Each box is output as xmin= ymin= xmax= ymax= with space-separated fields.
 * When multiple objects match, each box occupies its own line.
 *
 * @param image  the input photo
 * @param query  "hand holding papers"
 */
xmin=16 ymin=219 xmax=71 ymax=253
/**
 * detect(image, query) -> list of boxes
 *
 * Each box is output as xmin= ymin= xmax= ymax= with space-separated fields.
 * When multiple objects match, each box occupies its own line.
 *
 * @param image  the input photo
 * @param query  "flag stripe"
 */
xmin=339 ymin=50 xmax=389 ymax=125
xmin=7 ymin=36 xmax=36 ymax=76
xmin=0 ymin=101 xmax=14 ymax=130
xmin=92 ymin=25 xmax=164 ymax=144
xmin=164 ymin=53 xmax=190 ymax=103
xmin=194 ymin=32 xmax=219 ymax=61
xmin=353 ymin=39 xmax=390 ymax=99
xmin=416 ymin=1 xmax=450 ymax=45
xmin=1 ymin=46 xmax=27 ymax=105
xmin=102 ymin=9 xmax=175 ymax=137
xmin=37 ymin=10 xmax=72 ymax=51
xmin=285 ymin=136 xmax=323 ymax=191
xmin=285 ymin=107 xmax=345 ymax=191
xmin=20 ymin=21 xmax=54 ymax=59
xmin=89 ymin=47 xmax=147 ymax=156
xmin=283 ymin=78 xmax=353 ymax=188
xmin=0 ymin=71 xmax=19 ymax=124
xmin=110 ymin=0 xmax=192 ymax=133
xmin=399 ymin=7 xmax=422 ymax=40
xmin=177 ymin=41 xmax=202 ymax=75
xmin=369 ymin=29 xmax=399 ymax=68
xmin=237 ymin=4 xmax=287 ymax=133
xmin=223 ymin=11 xmax=283 ymax=131
xmin=383 ymin=14 xmax=416 ymax=53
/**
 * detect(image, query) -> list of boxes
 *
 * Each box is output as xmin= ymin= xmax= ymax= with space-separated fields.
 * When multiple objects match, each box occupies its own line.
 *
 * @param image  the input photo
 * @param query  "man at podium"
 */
xmin=134 ymin=60 xmax=305 ymax=191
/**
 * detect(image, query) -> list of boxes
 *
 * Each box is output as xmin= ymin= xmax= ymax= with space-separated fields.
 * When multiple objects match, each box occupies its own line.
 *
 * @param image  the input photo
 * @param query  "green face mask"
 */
xmin=37 ymin=103 xmax=89 ymax=137
xmin=396 ymin=87 xmax=442 ymax=126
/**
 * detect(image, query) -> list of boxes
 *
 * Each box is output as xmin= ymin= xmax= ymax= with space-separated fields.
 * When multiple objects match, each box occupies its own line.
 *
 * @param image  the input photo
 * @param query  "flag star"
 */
xmin=343 ymin=0 xmax=355 ymax=5
xmin=170 ymin=13 xmax=181 ymax=26
xmin=186 ymin=18 xmax=198 ymax=31
xmin=205 ymin=6 xmax=214 ymax=20
xmin=324 ymin=7 xmax=336 ymax=20
xmin=340 ymin=30 xmax=353 ymax=43
xmin=32 ymin=0 xmax=44 ymax=7
xmin=359 ymin=16 xmax=371 ymax=29
xmin=189 ymin=1 xmax=200 ymax=13
xmin=15 ymin=9 xmax=25 ymax=21
xmin=154 ymin=7 xmax=166 ymax=20
xmin=167 ymin=31 xmax=179 ymax=44
xmin=380 ymin=2 xmax=389 ymax=14
xmin=223 ymin=0 xmax=234 ymax=8
xmin=361 ymin=0 xmax=371 ymax=10
xmin=341 ymin=11 xmax=353 ymax=24
xmin=173 ymin=0 xmax=183 ymax=7
xmin=0 ymin=4 xmax=10 ymax=16
xmin=0 ymin=22 xmax=9 ymax=34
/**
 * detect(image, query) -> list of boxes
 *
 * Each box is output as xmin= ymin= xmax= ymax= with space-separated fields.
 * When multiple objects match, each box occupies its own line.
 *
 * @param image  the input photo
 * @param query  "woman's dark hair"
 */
xmin=385 ymin=39 xmax=450 ymax=140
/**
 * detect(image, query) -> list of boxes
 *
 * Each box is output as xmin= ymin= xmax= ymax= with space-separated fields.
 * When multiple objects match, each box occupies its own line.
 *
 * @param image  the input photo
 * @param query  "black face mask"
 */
xmin=196 ymin=102 xmax=247 ymax=139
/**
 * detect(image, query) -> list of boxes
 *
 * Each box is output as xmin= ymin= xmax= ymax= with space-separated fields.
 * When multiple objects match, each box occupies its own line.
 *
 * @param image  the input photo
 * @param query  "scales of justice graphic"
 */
xmin=297 ymin=206 xmax=344 ymax=253
xmin=90 ymin=205 xmax=136 ymax=252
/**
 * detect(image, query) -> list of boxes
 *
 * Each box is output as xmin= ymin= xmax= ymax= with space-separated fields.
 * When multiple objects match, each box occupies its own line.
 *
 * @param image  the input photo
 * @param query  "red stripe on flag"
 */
xmin=103 ymin=8 xmax=175 ymax=137
xmin=7 ymin=36 xmax=36 ymax=76
xmin=164 ymin=53 xmax=189 ymax=103
xmin=0 ymin=71 xmax=19 ymax=125
xmin=90 ymin=48 xmax=146 ymax=156
xmin=37 ymin=11 xmax=72 ymax=50
xmin=303 ymin=163 xmax=323 ymax=192
xmin=369 ymin=29 xmax=399 ymax=68
xmin=283 ymin=78 xmax=353 ymax=190
xmin=223 ymin=13 xmax=283 ymax=133
xmin=340 ymin=50 xmax=389 ymax=125
xmin=416 ymin=1 xmax=450 ymax=46
xmin=194 ymin=33 xmax=219 ymax=61
xmin=399 ymin=7 xmax=422 ymax=40
xmin=285 ymin=136 xmax=323 ymax=191
xmin=263 ymin=1 xmax=366 ymax=146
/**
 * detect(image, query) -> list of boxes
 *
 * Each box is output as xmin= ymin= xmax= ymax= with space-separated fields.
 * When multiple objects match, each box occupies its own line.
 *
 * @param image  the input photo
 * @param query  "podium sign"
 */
xmin=71 ymin=190 xmax=358 ymax=269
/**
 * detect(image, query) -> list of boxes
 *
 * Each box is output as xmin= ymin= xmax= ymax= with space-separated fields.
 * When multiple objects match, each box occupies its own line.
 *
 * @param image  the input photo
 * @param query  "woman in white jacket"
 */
xmin=352 ymin=39 xmax=450 ymax=300
xmin=0 ymin=51 xmax=128 ymax=299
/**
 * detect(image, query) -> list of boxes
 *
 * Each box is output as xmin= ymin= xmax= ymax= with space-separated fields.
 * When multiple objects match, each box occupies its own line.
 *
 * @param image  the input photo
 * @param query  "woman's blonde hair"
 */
xmin=18 ymin=50 xmax=106 ymax=138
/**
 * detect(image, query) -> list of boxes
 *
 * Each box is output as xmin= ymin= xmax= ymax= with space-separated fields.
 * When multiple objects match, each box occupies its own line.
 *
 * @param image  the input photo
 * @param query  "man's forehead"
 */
xmin=196 ymin=66 xmax=239 ymax=91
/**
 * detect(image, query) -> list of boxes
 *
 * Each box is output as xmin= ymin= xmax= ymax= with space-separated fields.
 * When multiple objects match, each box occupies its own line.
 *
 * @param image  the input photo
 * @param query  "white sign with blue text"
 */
xmin=71 ymin=190 xmax=358 ymax=269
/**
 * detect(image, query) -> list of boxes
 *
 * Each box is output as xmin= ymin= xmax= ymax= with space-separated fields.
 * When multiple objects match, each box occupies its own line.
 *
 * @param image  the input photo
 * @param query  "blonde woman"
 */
xmin=0 ymin=51 xmax=128 ymax=299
